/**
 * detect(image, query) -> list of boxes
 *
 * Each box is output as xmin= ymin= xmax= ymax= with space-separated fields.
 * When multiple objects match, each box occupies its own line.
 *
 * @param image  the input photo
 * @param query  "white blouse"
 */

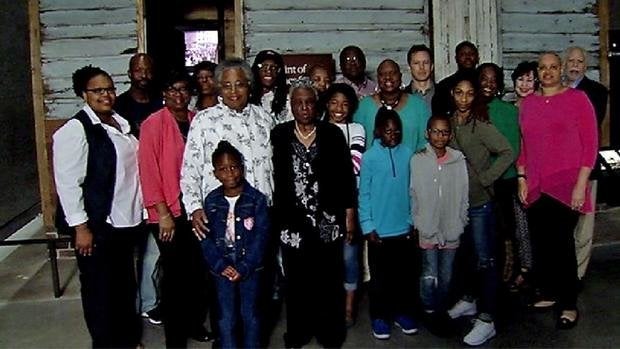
xmin=53 ymin=105 xmax=143 ymax=228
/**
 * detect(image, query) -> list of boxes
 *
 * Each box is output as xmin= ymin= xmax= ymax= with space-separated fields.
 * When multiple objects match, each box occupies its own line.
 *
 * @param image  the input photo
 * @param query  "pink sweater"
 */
xmin=517 ymin=88 xmax=598 ymax=213
xmin=138 ymin=107 xmax=195 ymax=223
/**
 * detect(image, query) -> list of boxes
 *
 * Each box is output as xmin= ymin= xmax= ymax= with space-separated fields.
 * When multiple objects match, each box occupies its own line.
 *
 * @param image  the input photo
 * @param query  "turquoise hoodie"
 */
xmin=358 ymin=142 xmax=413 ymax=238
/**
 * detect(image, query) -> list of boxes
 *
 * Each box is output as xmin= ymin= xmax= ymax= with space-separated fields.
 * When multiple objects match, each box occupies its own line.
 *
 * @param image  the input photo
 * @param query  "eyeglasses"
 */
xmin=429 ymin=129 xmax=451 ymax=136
xmin=165 ymin=86 xmax=190 ymax=95
xmin=257 ymin=63 xmax=280 ymax=73
xmin=221 ymin=81 xmax=249 ymax=92
xmin=85 ymin=87 xmax=116 ymax=95
xmin=344 ymin=56 xmax=360 ymax=63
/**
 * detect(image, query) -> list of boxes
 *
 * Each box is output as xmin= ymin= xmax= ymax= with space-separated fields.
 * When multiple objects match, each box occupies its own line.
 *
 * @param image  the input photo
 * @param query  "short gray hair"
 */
xmin=214 ymin=58 xmax=254 ymax=88
xmin=289 ymin=76 xmax=318 ymax=100
xmin=563 ymin=46 xmax=589 ymax=66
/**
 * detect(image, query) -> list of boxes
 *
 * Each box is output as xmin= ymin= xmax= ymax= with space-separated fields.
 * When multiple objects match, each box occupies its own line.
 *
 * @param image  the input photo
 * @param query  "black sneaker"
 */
xmin=189 ymin=327 xmax=215 ymax=342
xmin=141 ymin=307 xmax=163 ymax=325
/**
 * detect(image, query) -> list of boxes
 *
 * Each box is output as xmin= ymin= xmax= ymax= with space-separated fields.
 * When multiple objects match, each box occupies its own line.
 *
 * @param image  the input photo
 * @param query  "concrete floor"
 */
xmin=1 ymin=212 xmax=620 ymax=348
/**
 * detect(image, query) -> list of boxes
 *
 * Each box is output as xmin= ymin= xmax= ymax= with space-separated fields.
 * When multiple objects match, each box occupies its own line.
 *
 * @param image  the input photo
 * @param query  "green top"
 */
xmin=450 ymin=118 xmax=514 ymax=207
xmin=488 ymin=98 xmax=520 ymax=179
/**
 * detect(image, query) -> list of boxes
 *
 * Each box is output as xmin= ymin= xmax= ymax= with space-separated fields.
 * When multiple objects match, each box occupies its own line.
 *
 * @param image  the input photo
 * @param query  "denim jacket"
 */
xmin=201 ymin=180 xmax=270 ymax=279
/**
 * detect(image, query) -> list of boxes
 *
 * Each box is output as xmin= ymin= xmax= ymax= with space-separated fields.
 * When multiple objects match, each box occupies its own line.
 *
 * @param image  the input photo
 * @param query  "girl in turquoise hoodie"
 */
xmin=359 ymin=107 xmax=417 ymax=340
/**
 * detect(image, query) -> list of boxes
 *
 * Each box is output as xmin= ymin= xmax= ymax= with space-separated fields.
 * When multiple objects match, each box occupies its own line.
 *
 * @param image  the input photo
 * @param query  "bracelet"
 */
xmin=516 ymin=173 xmax=527 ymax=179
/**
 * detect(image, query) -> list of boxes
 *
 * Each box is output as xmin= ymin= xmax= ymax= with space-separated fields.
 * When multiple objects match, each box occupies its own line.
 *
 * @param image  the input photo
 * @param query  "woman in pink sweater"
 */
xmin=138 ymin=70 xmax=213 ymax=347
xmin=517 ymin=52 xmax=597 ymax=330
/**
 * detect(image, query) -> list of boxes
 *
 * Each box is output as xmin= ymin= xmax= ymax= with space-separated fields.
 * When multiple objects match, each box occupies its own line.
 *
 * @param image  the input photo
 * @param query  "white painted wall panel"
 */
xmin=500 ymin=0 xmax=602 ymax=92
xmin=39 ymin=0 xmax=137 ymax=119
xmin=245 ymin=0 xmax=426 ymax=11
xmin=244 ymin=2 xmax=429 ymax=81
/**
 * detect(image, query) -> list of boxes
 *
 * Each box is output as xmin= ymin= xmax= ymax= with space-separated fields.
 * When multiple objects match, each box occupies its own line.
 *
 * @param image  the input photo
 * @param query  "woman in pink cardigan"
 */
xmin=517 ymin=52 xmax=597 ymax=330
xmin=138 ymin=70 xmax=213 ymax=347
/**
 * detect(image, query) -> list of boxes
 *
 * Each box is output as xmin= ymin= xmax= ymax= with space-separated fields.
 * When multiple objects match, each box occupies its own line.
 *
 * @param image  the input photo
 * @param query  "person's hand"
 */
xmin=571 ymin=182 xmax=587 ymax=211
xmin=367 ymin=231 xmax=382 ymax=244
xmin=517 ymin=178 xmax=528 ymax=205
xmin=191 ymin=209 xmax=209 ymax=240
xmin=158 ymin=213 xmax=175 ymax=242
xmin=75 ymin=224 xmax=94 ymax=256
xmin=221 ymin=266 xmax=241 ymax=282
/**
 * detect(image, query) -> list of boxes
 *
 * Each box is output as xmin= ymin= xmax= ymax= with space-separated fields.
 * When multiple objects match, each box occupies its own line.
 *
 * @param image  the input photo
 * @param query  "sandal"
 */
xmin=557 ymin=310 xmax=579 ymax=329
xmin=509 ymin=269 xmax=530 ymax=292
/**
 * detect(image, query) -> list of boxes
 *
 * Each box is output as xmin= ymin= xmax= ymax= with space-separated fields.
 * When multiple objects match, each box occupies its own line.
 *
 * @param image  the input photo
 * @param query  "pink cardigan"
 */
xmin=138 ymin=107 xmax=195 ymax=223
xmin=517 ymin=88 xmax=598 ymax=213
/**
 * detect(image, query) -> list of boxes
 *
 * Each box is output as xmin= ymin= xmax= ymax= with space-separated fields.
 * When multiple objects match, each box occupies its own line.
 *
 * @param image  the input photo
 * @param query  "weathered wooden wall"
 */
xmin=500 ymin=0 xmax=601 ymax=82
xmin=433 ymin=0 xmax=501 ymax=80
xmin=40 ymin=0 xmax=138 ymax=120
xmin=35 ymin=0 xmax=139 ymax=230
xmin=244 ymin=0 xmax=430 ymax=79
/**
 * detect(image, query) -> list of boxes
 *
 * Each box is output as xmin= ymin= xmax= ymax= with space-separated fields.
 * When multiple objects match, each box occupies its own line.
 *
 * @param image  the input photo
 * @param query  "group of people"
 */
xmin=52 ymin=40 xmax=606 ymax=348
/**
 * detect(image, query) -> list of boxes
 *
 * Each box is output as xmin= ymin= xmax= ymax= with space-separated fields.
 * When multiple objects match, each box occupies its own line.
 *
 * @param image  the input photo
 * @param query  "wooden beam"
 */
xmin=234 ymin=0 xmax=244 ymax=58
xmin=598 ymin=0 xmax=610 ymax=147
xmin=136 ymin=0 xmax=146 ymax=52
xmin=28 ymin=0 xmax=54 ymax=231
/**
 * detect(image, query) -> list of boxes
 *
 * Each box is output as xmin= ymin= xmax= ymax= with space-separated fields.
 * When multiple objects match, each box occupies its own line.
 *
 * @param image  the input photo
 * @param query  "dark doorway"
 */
xmin=144 ymin=0 xmax=236 ymax=75
xmin=0 ymin=0 xmax=40 ymax=238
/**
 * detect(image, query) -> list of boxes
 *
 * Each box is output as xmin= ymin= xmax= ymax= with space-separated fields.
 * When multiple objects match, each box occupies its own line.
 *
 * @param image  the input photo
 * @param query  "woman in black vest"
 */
xmin=53 ymin=66 xmax=143 ymax=348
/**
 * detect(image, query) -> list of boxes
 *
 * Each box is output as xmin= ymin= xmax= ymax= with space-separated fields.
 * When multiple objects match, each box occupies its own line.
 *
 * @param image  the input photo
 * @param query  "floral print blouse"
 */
xmin=180 ymin=102 xmax=275 ymax=215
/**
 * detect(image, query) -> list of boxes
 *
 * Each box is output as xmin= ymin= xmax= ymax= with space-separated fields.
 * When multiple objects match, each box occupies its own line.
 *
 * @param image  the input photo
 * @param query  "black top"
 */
xmin=271 ymin=121 xmax=356 ymax=246
xmin=576 ymin=76 xmax=608 ymax=127
xmin=114 ymin=91 xmax=163 ymax=138
xmin=176 ymin=119 xmax=190 ymax=141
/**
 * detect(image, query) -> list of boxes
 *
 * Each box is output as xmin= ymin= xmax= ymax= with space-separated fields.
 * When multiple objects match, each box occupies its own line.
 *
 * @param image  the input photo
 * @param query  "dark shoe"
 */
xmin=557 ymin=310 xmax=579 ymax=330
xmin=424 ymin=311 xmax=453 ymax=338
xmin=189 ymin=327 xmax=215 ymax=342
xmin=141 ymin=307 xmax=163 ymax=325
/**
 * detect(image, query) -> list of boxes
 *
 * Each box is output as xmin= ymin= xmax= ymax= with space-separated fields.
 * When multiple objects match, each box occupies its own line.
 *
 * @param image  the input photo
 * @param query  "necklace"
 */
xmin=380 ymin=92 xmax=402 ymax=110
xmin=294 ymin=122 xmax=316 ymax=140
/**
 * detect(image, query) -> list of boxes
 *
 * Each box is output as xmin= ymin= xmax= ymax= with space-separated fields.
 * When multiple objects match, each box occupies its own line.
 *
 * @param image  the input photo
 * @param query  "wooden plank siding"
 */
xmin=500 ymin=0 xmax=602 ymax=88
xmin=39 ymin=0 xmax=138 ymax=119
xmin=35 ymin=0 xmax=139 ymax=230
xmin=243 ymin=0 xmax=430 ymax=80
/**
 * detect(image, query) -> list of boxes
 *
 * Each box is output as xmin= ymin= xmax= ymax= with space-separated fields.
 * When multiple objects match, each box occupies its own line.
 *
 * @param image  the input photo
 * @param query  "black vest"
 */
xmin=55 ymin=110 xmax=117 ymax=235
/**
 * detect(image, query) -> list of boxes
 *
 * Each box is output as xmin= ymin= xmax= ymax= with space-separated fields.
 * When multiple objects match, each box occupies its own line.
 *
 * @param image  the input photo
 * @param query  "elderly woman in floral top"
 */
xmin=180 ymin=58 xmax=274 ymax=238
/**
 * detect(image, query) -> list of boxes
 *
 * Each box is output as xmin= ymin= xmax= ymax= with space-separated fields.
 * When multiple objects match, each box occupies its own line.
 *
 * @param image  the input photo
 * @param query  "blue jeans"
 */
xmin=343 ymin=240 xmax=359 ymax=291
xmin=461 ymin=203 xmax=498 ymax=319
xmin=214 ymin=271 xmax=261 ymax=349
xmin=420 ymin=248 xmax=456 ymax=312
xmin=138 ymin=232 xmax=160 ymax=313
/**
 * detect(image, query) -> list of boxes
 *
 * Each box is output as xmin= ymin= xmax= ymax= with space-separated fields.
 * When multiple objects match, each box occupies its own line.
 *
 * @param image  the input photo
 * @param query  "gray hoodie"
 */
xmin=410 ymin=144 xmax=469 ymax=248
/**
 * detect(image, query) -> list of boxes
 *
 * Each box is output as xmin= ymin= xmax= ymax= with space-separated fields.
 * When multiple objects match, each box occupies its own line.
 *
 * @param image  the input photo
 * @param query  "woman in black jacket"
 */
xmin=271 ymin=80 xmax=356 ymax=348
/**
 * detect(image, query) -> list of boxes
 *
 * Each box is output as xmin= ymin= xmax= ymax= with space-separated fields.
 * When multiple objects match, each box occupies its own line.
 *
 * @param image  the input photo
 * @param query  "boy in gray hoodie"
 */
xmin=410 ymin=115 xmax=469 ymax=333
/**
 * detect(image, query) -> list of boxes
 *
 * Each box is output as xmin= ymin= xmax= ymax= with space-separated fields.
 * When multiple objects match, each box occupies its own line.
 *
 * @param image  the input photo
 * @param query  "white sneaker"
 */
xmin=447 ymin=299 xmax=477 ymax=319
xmin=463 ymin=319 xmax=496 ymax=346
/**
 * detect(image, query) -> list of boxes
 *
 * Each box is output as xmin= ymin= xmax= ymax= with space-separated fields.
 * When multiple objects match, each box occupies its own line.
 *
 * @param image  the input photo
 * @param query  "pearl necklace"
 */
xmin=380 ymin=92 xmax=402 ymax=110
xmin=295 ymin=122 xmax=316 ymax=140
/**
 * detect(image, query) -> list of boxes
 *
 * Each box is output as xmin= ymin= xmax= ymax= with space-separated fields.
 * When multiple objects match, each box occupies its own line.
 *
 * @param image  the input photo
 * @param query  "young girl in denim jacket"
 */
xmin=201 ymin=141 xmax=270 ymax=349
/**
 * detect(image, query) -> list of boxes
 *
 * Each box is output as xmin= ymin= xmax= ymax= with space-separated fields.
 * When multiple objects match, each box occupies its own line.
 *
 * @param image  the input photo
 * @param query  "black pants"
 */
xmin=76 ymin=223 xmax=142 ymax=348
xmin=282 ymin=239 xmax=345 ymax=348
xmin=368 ymin=233 xmax=417 ymax=320
xmin=151 ymin=216 xmax=211 ymax=348
xmin=527 ymin=194 xmax=579 ymax=310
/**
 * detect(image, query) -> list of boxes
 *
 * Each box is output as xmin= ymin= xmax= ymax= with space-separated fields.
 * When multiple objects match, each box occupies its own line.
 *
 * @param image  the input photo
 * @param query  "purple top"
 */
xmin=335 ymin=75 xmax=377 ymax=99
xmin=517 ymin=88 xmax=598 ymax=213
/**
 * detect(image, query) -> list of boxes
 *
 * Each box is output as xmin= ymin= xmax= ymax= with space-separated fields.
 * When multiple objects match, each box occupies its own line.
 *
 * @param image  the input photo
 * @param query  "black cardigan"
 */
xmin=270 ymin=121 xmax=356 ymax=236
